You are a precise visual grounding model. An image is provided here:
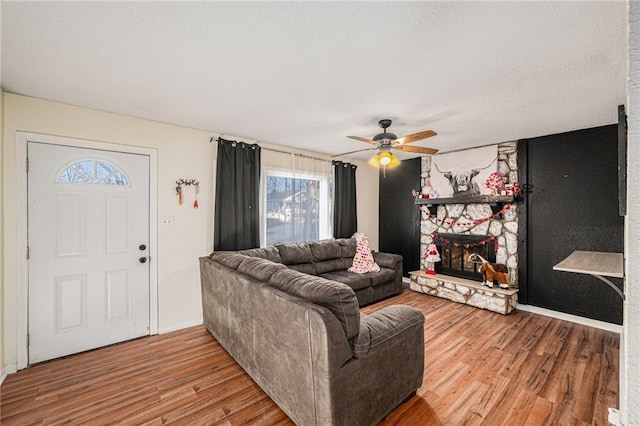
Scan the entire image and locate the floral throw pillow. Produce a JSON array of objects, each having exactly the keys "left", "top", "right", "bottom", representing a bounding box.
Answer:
[{"left": 348, "top": 232, "right": 380, "bottom": 274}]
